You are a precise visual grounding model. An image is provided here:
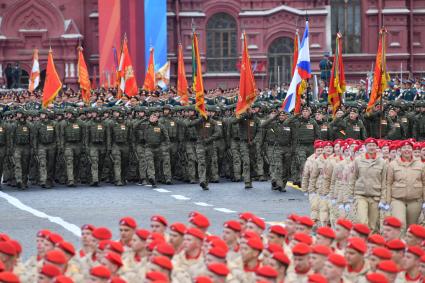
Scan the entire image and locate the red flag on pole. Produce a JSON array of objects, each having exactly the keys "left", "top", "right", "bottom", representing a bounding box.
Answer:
[
  {"left": 192, "top": 32, "right": 207, "bottom": 118},
  {"left": 118, "top": 37, "right": 138, "bottom": 97},
  {"left": 328, "top": 32, "right": 346, "bottom": 116},
  {"left": 177, "top": 43, "right": 189, "bottom": 105},
  {"left": 42, "top": 49, "right": 62, "bottom": 108},
  {"left": 28, "top": 49, "right": 40, "bottom": 93},
  {"left": 236, "top": 32, "right": 257, "bottom": 117},
  {"left": 143, "top": 47, "right": 156, "bottom": 92},
  {"left": 77, "top": 47, "right": 92, "bottom": 105}
]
